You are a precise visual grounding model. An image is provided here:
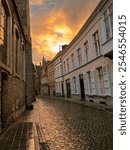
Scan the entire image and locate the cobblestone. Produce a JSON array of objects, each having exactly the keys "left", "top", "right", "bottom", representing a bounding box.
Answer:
[{"left": 20, "top": 97, "right": 113, "bottom": 150}]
